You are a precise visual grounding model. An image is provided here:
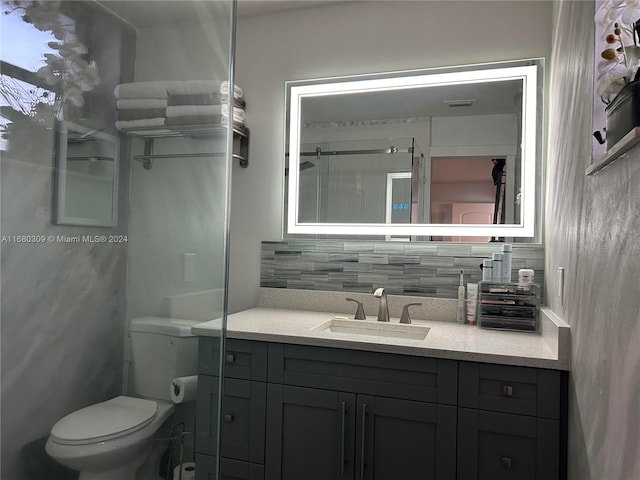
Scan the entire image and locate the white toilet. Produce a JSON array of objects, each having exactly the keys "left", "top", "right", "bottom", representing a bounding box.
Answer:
[{"left": 46, "top": 317, "right": 200, "bottom": 480}]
